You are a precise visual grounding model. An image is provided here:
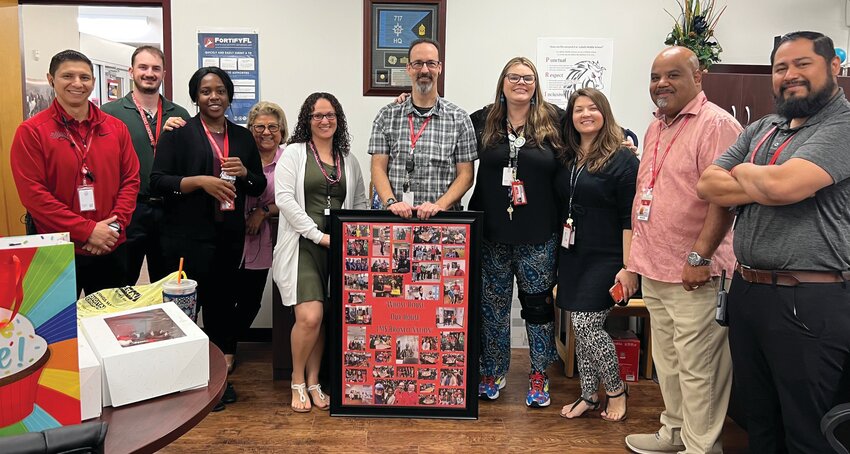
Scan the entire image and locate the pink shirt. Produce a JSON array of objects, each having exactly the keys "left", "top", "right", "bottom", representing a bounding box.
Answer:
[
  {"left": 242, "top": 145, "right": 284, "bottom": 269},
  {"left": 628, "top": 92, "right": 741, "bottom": 283}
]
